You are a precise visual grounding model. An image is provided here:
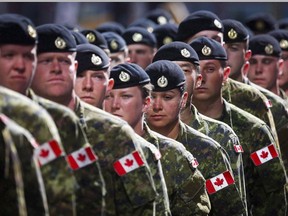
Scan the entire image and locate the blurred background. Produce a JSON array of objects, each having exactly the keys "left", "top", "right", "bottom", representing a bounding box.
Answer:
[{"left": 0, "top": 2, "right": 287, "bottom": 29}]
